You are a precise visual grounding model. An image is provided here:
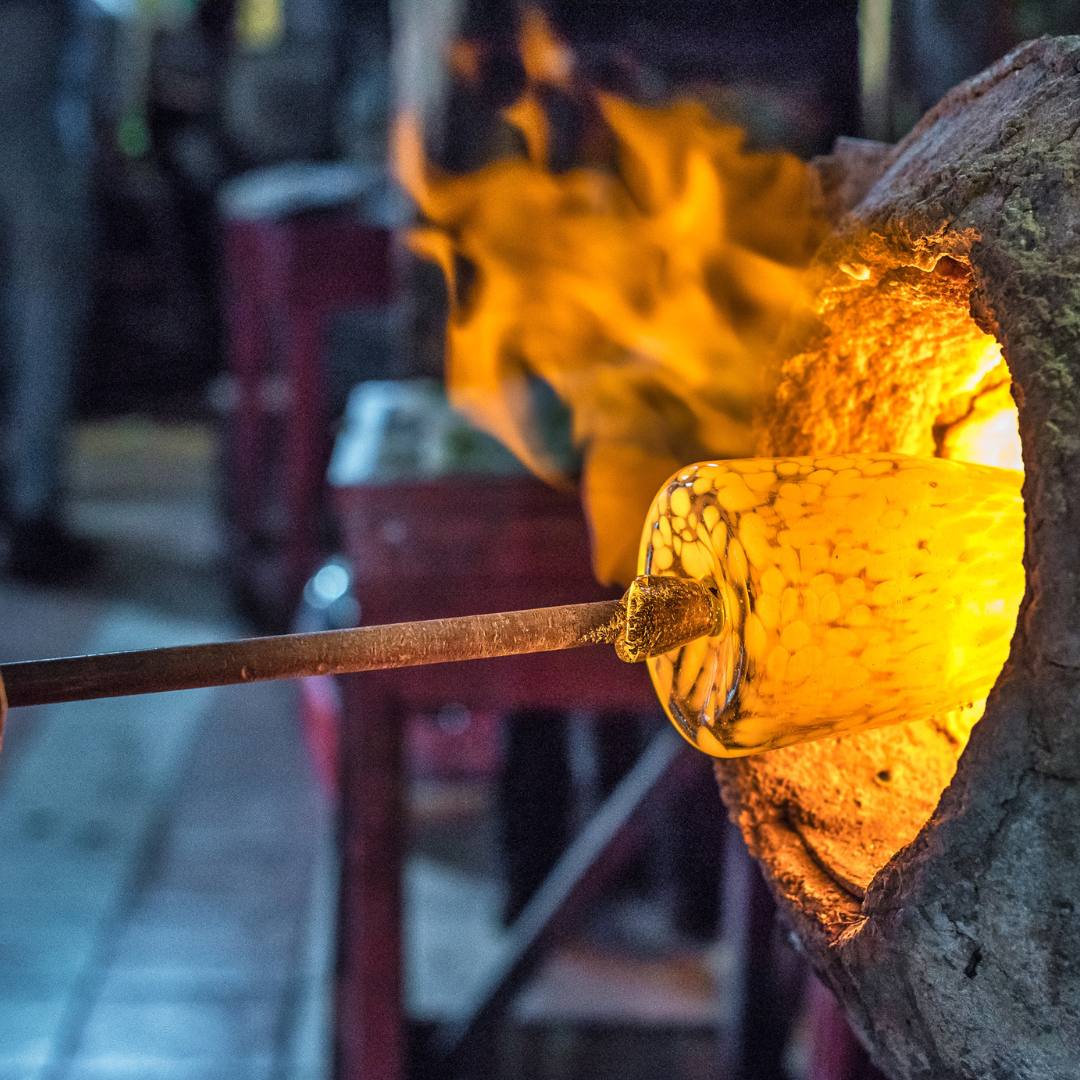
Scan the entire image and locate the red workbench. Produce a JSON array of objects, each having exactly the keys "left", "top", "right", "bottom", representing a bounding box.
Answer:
[
  {"left": 324, "top": 472, "right": 879, "bottom": 1080},
  {"left": 330, "top": 474, "right": 657, "bottom": 1079}
]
